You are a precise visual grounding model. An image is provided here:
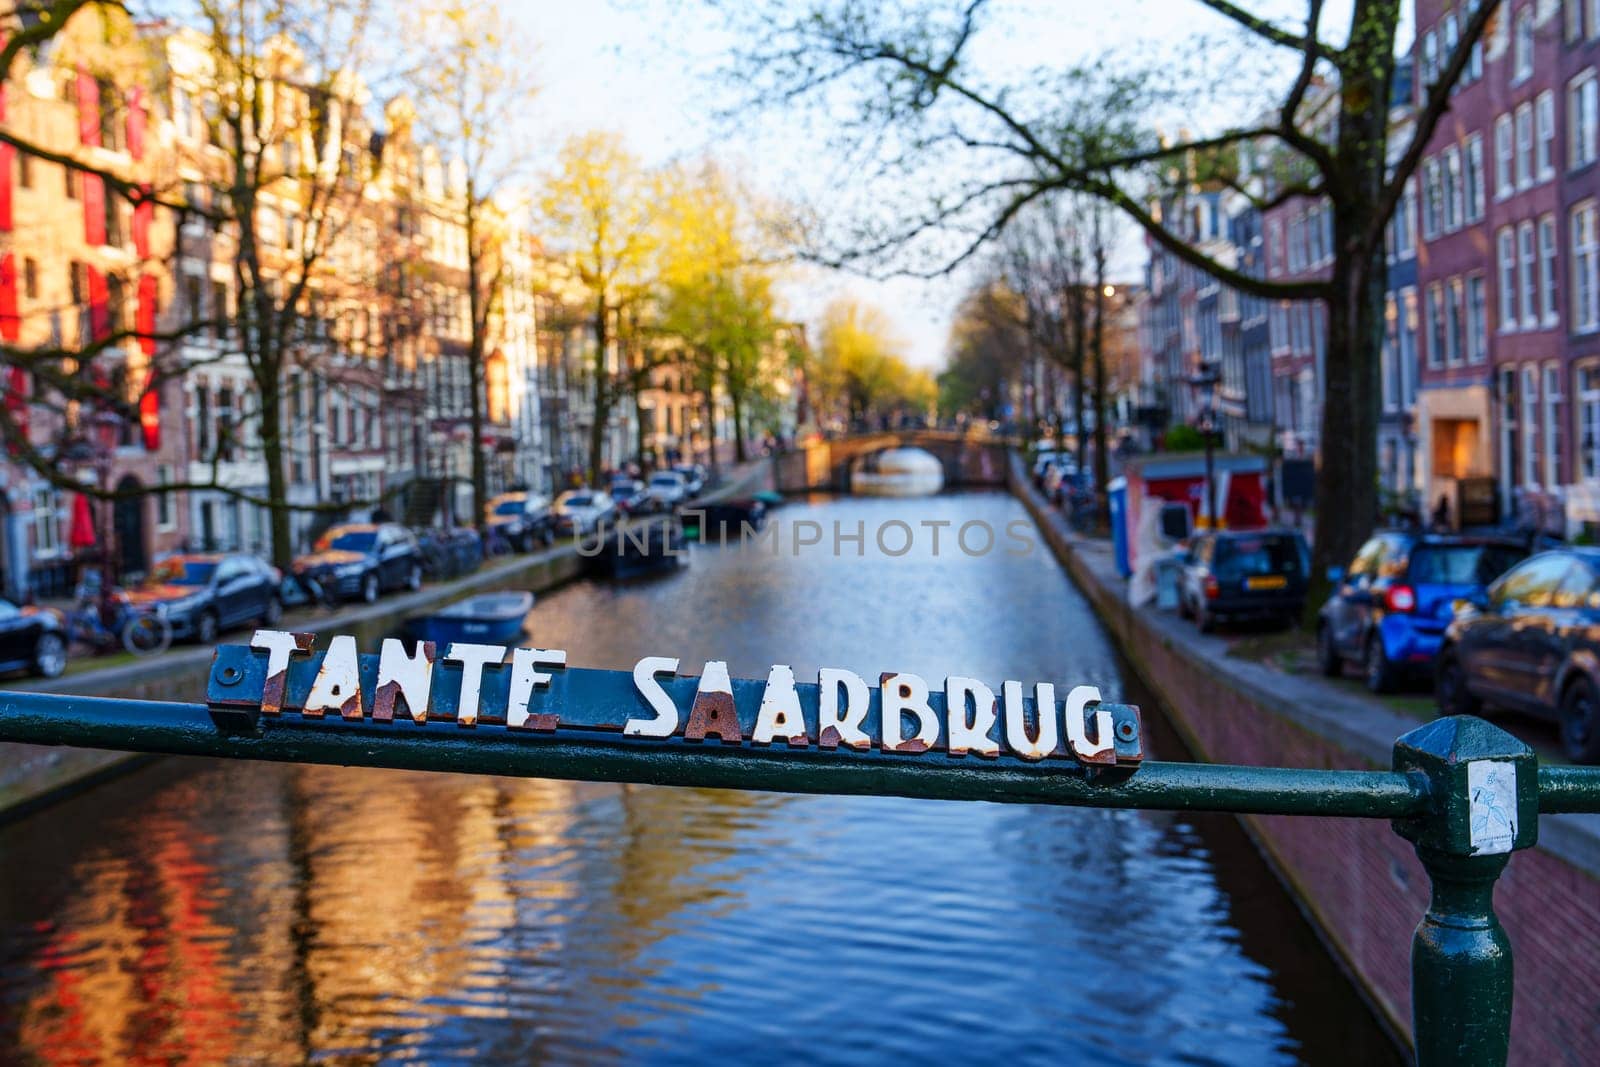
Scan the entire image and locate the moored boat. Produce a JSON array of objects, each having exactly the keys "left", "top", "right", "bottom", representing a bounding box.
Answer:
[
  {"left": 586, "top": 520, "right": 687, "bottom": 579},
  {"left": 403, "top": 591, "right": 533, "bottom": 646}
]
